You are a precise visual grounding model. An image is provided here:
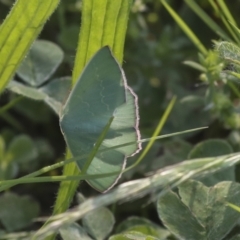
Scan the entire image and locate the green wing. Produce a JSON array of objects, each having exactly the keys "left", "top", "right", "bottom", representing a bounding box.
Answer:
[{"left": 60, "top": 46, "right": 141, "bottom": 192}]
